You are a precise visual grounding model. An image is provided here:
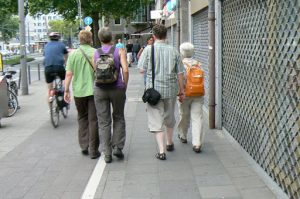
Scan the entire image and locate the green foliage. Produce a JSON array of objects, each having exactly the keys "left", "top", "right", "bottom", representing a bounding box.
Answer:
[
  {"left": 48, "top": 20, "right": 79, "bottom": 39},
  {"left": 0, "top": 0, "right": 18, "bottom": 16},
  {"left": 3, "top": 56, "right": 35, "bottom": 66},
  {"left": 27, "top": 0, "right": 152, "bottom": 22},
  {"left": 0, "top": 15, "right": 19, "bottom": 43}
]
